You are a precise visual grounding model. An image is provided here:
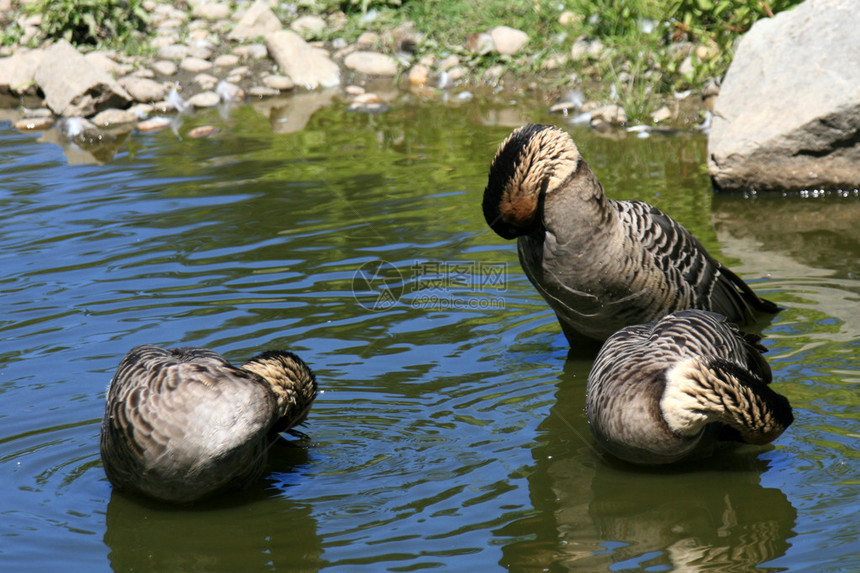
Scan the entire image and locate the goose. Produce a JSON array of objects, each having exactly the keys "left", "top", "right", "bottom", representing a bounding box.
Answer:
[
  {"left": 586, "top": 309, "right": 793, "bottom": 464},
  {"left": 481, "top": 123, "right": 778, "bottom": 345},
  {"left": 100, "top": 345, "right": 317, "bottom": 503}
]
